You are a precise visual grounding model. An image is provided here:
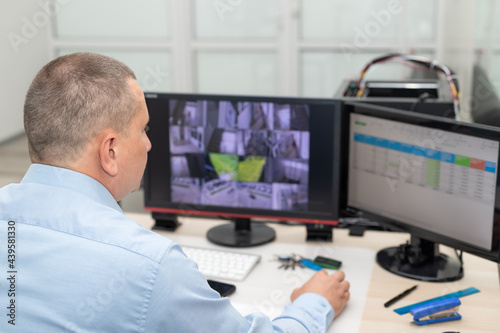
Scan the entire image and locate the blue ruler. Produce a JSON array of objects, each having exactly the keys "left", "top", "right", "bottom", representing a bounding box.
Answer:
[{"left": 394, "top": 287, "right": 480, "bottom": 315}]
